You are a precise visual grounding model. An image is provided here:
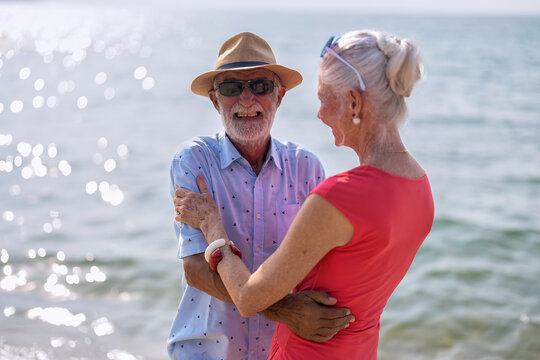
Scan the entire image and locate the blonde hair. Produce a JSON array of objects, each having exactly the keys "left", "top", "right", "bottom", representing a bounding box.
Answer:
[{"left": 320, "top": 30, "right": 424, "bottom": 125}]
